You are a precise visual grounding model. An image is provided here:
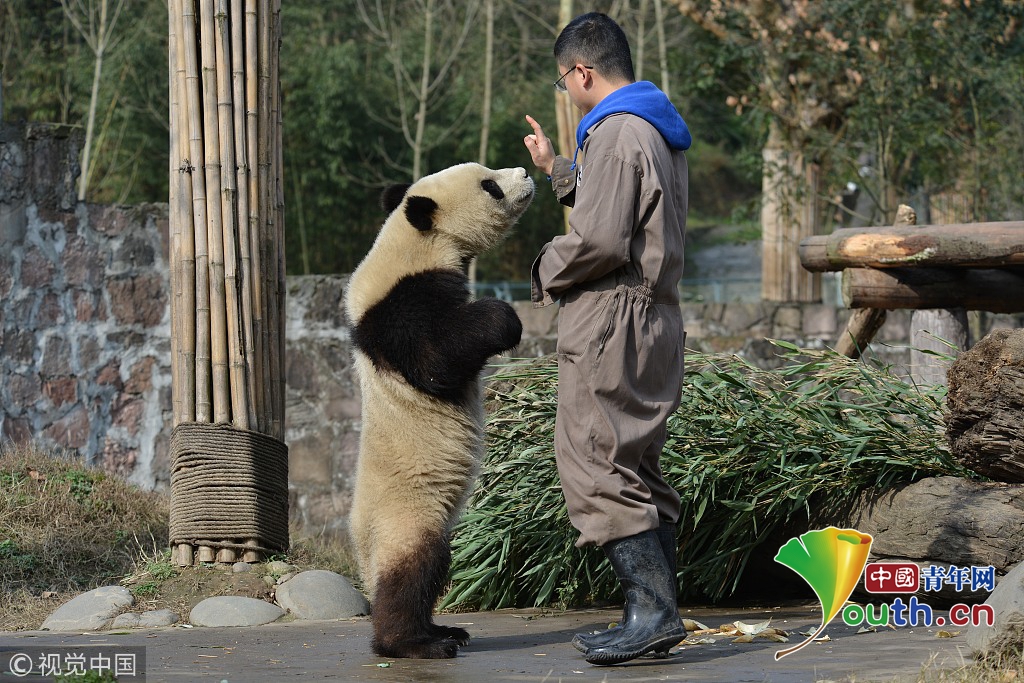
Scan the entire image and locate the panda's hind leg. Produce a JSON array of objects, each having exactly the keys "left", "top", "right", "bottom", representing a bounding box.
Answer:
[
  {"left": 370, "top": 531, "right": 462, "bottom": 659},
  {"left": 429, "top": 623, "right": 471, "bottom": 646}
]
